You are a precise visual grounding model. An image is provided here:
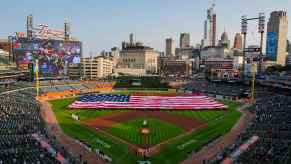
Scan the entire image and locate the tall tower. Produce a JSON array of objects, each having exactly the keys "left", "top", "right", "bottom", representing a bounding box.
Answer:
[
  {"left": 212, "top": 12, "right": 217, "bottom": 46},
  {"left": 165, "top": 38, "right": 175, "bottom": 56},
  {"left": 266, "top": 11, "right": 288, "bottom": 66},
  {"left": 129, "top": 33, "right": 134, "bottom": 45},
  {"left": 180, "top": 33, "right": 190, "bottom": 48},
  {"left": 218, "top": 31, "right": 230, "bottom": 49},
  {"left": 26, "top": 14, "right": 33, "bottom": 40},
  {"left": 202, "top": 2, "right": 216, "bottom": 47},
  {"left": 64, "top": 17, "right": 71, "bottom": 41},
  {"left": 233, "top": 33, "right": 243, "bottom": 49}
]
